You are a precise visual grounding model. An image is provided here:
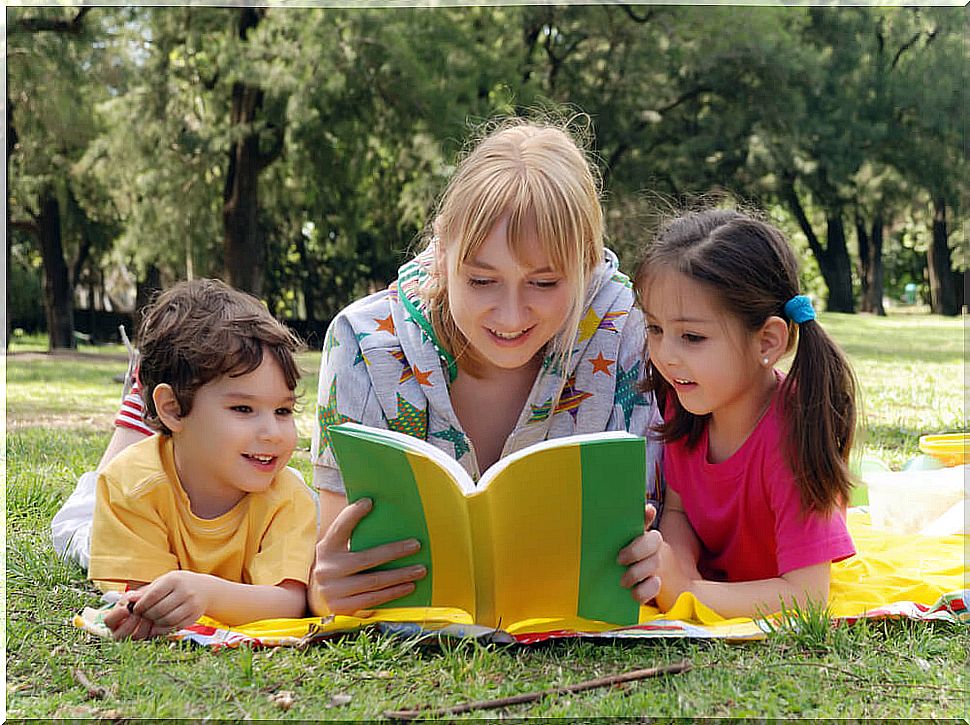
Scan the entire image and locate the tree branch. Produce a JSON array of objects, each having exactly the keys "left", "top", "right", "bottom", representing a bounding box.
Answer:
[
  {"left": 14, "top": 7, "right": 90, "bottom": 34},
  {"left": 9, "top": 218, "right": 40, "bottom": 236},
  {"left": 890, "top": 31, "right": 922, "bottom": 71},
  {"left": 619, "top": 4, "right": 654, "bottom": 24},
  {"left": 385, "top": 661, "right": 691, "bottom": 720}
]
